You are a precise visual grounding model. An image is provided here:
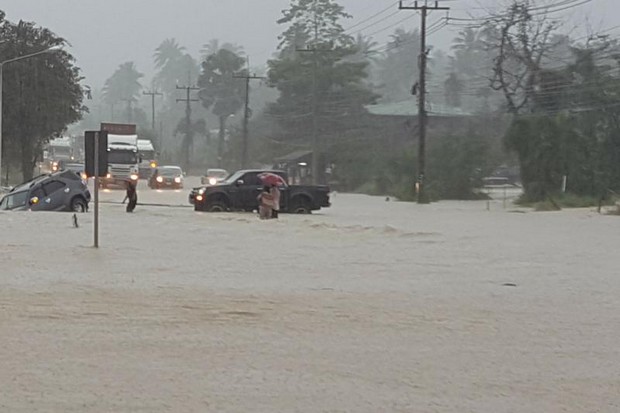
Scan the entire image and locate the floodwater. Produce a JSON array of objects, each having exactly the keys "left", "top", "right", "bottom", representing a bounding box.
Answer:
[{"left": 1, "top": 179, "right": 618, "bottom": 412}]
